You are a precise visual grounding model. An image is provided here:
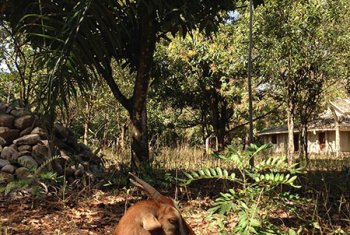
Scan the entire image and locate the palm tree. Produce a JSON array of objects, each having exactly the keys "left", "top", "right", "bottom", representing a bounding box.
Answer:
[{"left": 1, "top": 0, "right": 240, "bottom": 171}]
